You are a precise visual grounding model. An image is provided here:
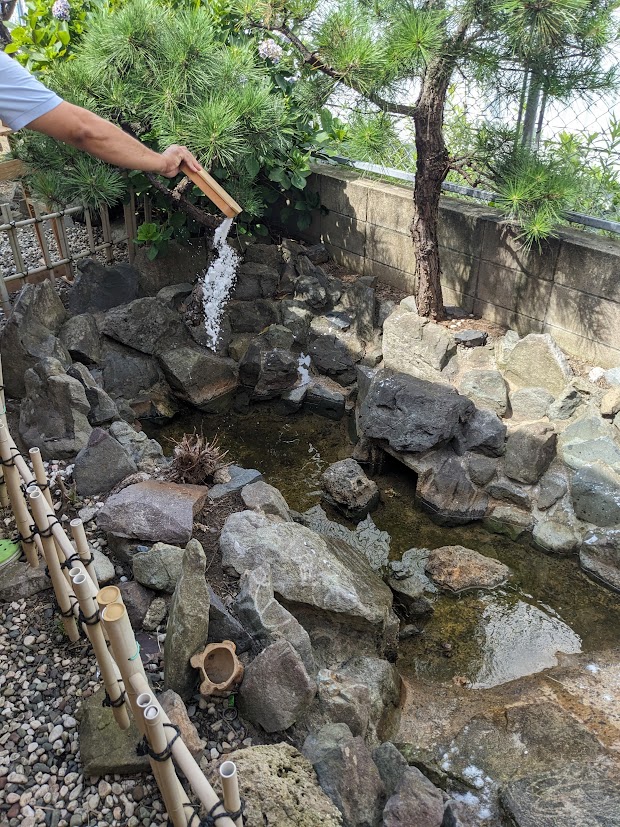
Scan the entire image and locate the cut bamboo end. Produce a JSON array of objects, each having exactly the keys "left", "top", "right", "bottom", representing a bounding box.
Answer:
[
  {"left": 220, "top": 761, "right": 243, "bottom": 827},
  {"left": 97, "top": 585, "right": 122, "bottom": 608},
  {"left": 179, "top": 163, "right": 242, "bottom": 218}
]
